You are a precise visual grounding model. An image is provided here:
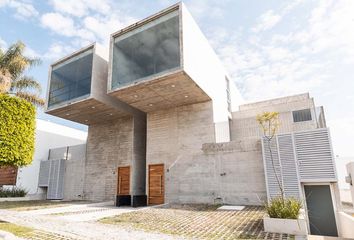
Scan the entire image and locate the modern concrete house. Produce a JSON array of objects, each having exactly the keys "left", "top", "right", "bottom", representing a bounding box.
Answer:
[{"left": 42, "top": 3, "right": 344, "bottom": 237}]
